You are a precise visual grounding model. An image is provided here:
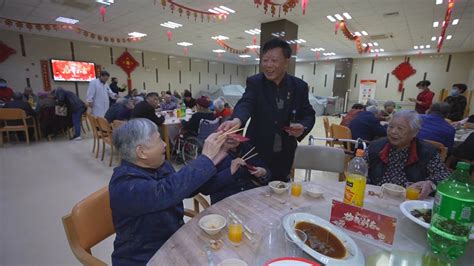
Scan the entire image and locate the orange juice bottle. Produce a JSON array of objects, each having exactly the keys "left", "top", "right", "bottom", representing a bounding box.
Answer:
[{"left": 343, "top": 149, "right": 368, "bottom": 207}]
